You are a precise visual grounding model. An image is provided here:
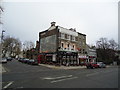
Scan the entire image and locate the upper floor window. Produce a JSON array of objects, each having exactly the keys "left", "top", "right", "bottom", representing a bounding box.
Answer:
[
  {"left": 61, "top": 33, "right": 65, "bottom": 39},
  {"left": 73, "top": 45, "right": 75, "bottom": 50},
  {"left": 67, "top": 44, "right": 70, "bottom": 50},
  {"left": 70, "top": 36, "right": 75, "bottom": 41},
  {"left": 67, "top": 44, "right": 69, "bottom": 48},
  {"left": 66, "top": 35, "right": 70, "bottom": 40},
  {"left": 82, "top": 49, "right": 86, "bottom": 54},
  {"left": 75, "top": 37, "right": 78, "bottom": 41},
  {"left": 61, "top": 43, "right": 64, "bottom": 48},
  {"left": 72, "top": 36, "right": 75, "bottom": 41},
  {"left": 79, "top": 49, "right": 81, "bottom": 53},
  {"left": 83, "top": 42, "right": 85, "bottom": 46},
  {"left": 65, "top": 34, "right": 67, "bottom": 39},
  {"left": 59, "top": 32, "right": 61, "bottom": 37},
  {"left": 70, "top": 35, "right": 72, "bottom": 40},
  {"left": 79, "top": 42, "right": 82, "bottom": 46}
]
